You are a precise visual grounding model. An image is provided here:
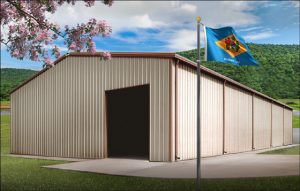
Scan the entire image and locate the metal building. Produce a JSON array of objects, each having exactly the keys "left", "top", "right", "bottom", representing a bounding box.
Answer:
[{"left": 10, "top": 52, "right": 293, "bottom": 162}]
